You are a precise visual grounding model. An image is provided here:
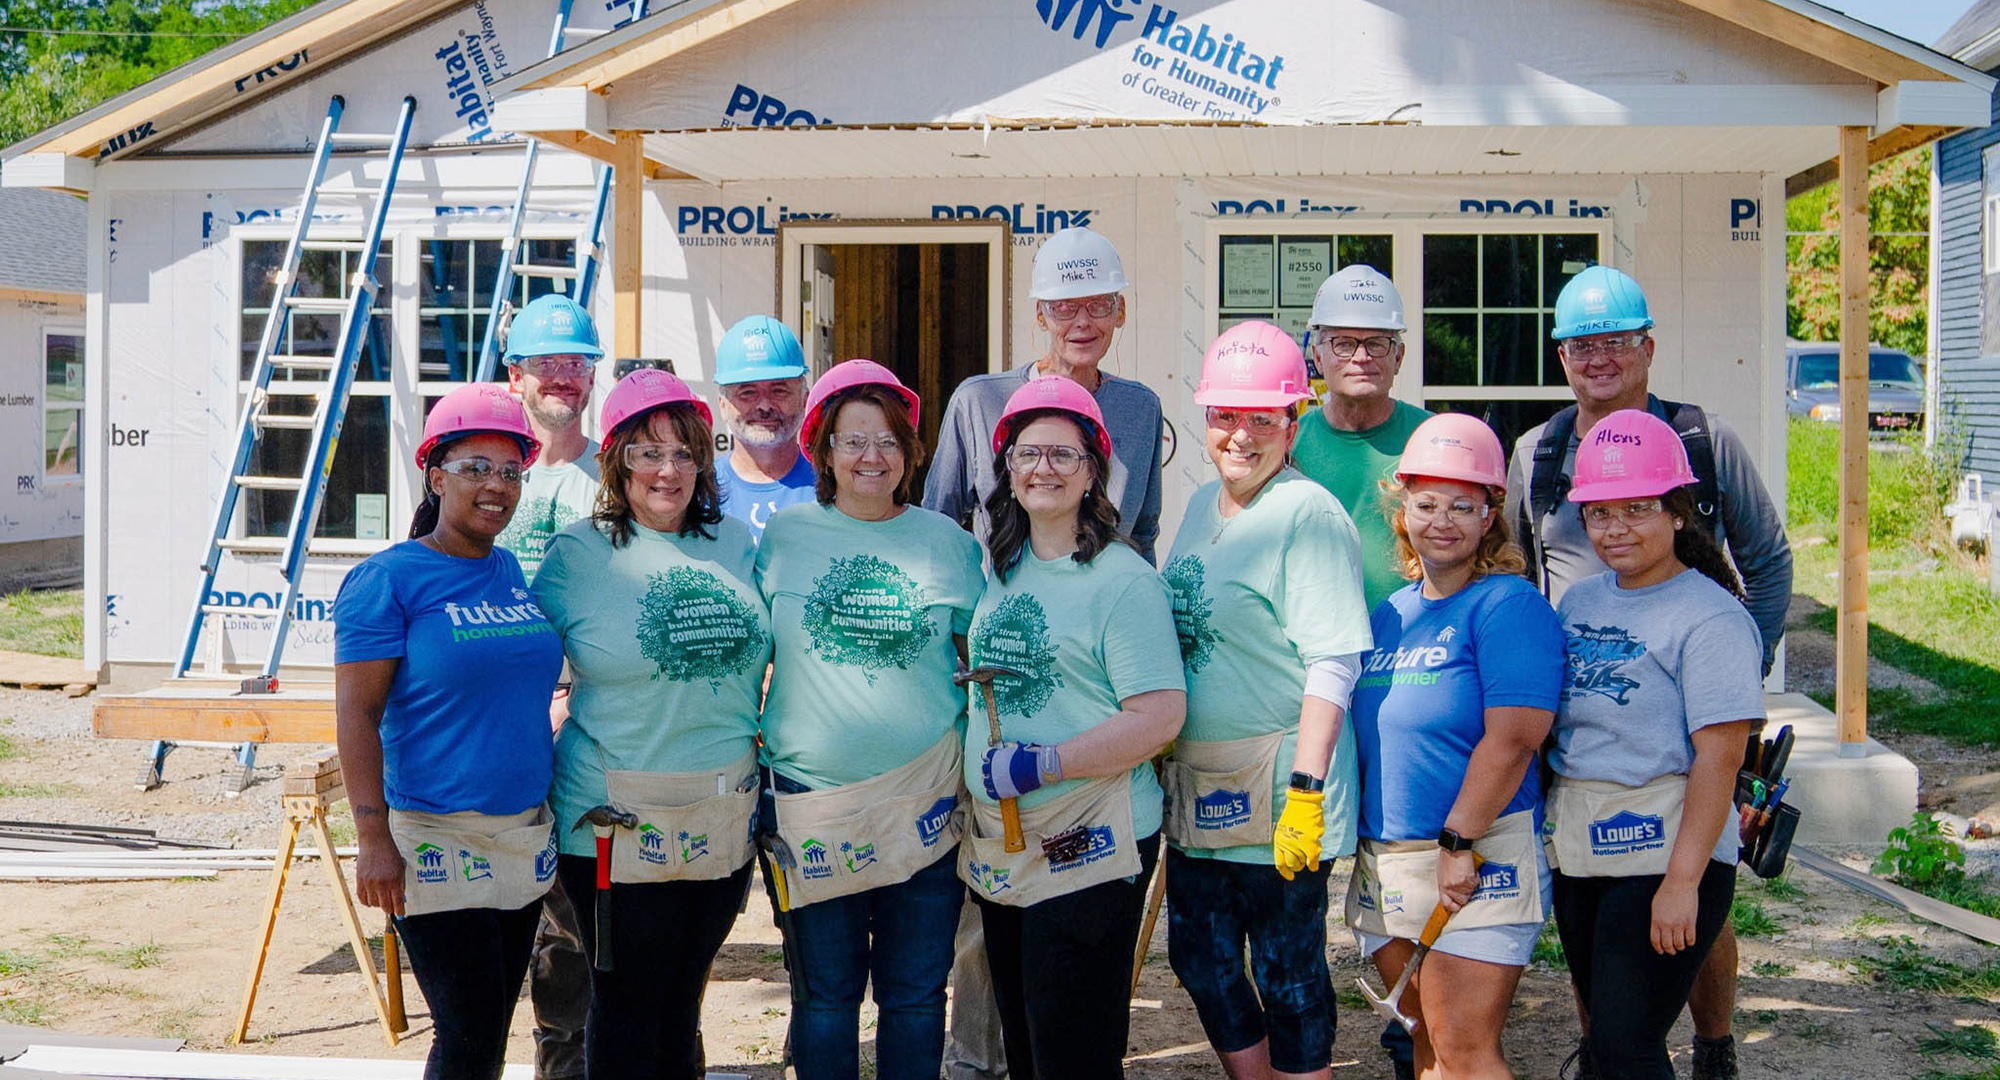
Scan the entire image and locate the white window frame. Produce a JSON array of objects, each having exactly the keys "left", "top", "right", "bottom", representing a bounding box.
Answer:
[
  {"left": 1985, "top": 144, "right": 2000, "bottom": 275},
  {"left": 41, "top": 325, "right": 86, "bottom": 486}
]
